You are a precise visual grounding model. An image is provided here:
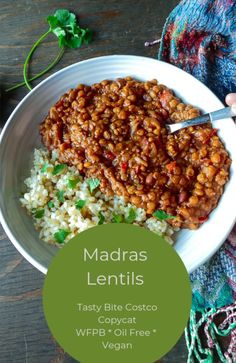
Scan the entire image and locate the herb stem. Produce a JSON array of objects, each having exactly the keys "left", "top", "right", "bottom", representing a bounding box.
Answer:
[
  {"left": 6, "top": 46, "right": 65, "bottom": 92},
  {"left": 23, "top": 29, "right": 52, "bottom": 91}
]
